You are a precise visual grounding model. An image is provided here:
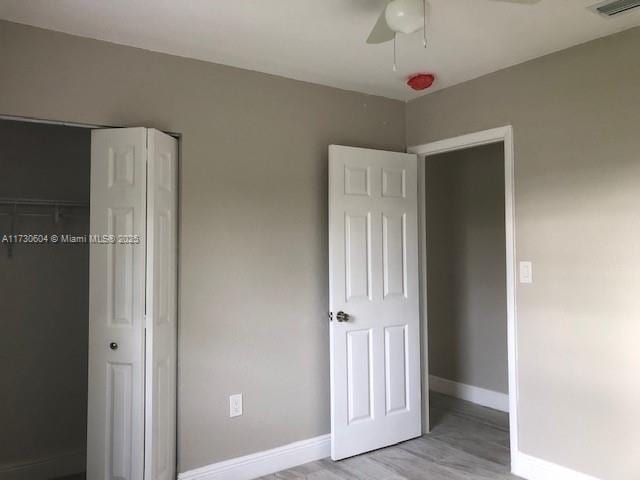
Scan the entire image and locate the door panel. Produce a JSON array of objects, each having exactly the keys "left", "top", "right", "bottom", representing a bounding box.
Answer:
[
  {"left": 110, "top": 208, "right": 135, "bottom": 325},
  {"left": 382, "top": 213, "right": 406, "bottom": 298},
  {"left": 108, "top": 363, "right": 133, "bottom": 480},
  {"left": 346, "top": 329, "right": 374, "bottom": 423},
  {"left": 145, "top": 129, "right": 178, "bottom": 480},
  {"left": 329, "top": 145, "right": 421, "bottom": 460},
  {"left": 345, "top": 213, "right": 371, "bottom": 300},
  {"left": 384, "top": 325, "right": 409, "bottom": 414},
  {"left": 89, "top": 128, "right": 147, "bottom": 480}
]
